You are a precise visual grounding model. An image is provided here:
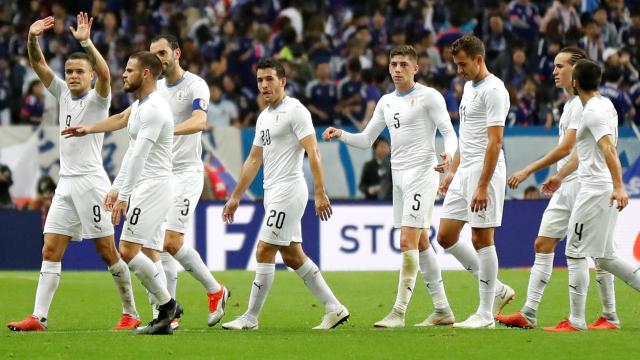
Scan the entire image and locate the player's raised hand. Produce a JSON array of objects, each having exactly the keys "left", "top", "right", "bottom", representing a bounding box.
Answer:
[
  {"left": 103, "top": 190, "right": 118, "bottom": 211},
  {"left": 69, "top": 12, "right": 93, "bottom": 41},
  {"left": 439, "top": 172, "right": 454, "bottom": 196},
  {"left": 541, "top": 175, "right": 561, "bottom": 195},
  {"left": 111, "top": 199, "right": 128, "bottom": 225},
  {"left": 610, "top": 186, "right": 629, "bottom": 211},
  {"left": 508, "top": 169, "right": 529, "bottom": 189},
  {"left": 61, "top": 125, "right": 91, "bottom": 138},
  {"left": 315, "top": 192, "right": 332, "bottom": 221},
  {"left": 470, "top": 186, "right": 489, "bottom": 213},
  {"left": 29, "top": 17, "right": 55, "bottom": 37},
  {"left": 222, "top": 198, "right": 239, "bottom": 223},
  {"left": 434, "top": 152, "right": 451, "bottom": 173},
  {"left": 321, "top": 127, "right": 342, "bottom": 142}
]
